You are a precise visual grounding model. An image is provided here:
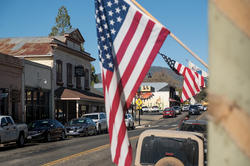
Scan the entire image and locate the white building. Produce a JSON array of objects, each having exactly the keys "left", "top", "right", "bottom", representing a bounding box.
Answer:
[{"left": 0, "top": 29, "right": 104, "bottom": 124}]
